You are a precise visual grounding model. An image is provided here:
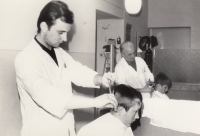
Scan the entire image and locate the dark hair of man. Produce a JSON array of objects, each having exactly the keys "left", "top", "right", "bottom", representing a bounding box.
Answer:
[
  {"left": 37, "top": 0, "right": 74, "bottom": 33},
  {"left": 155, "top": 72, "right": 172, "bottom": 89},
  {"left": 114, "top": 84, "right": 142, "bottom": 112}
]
